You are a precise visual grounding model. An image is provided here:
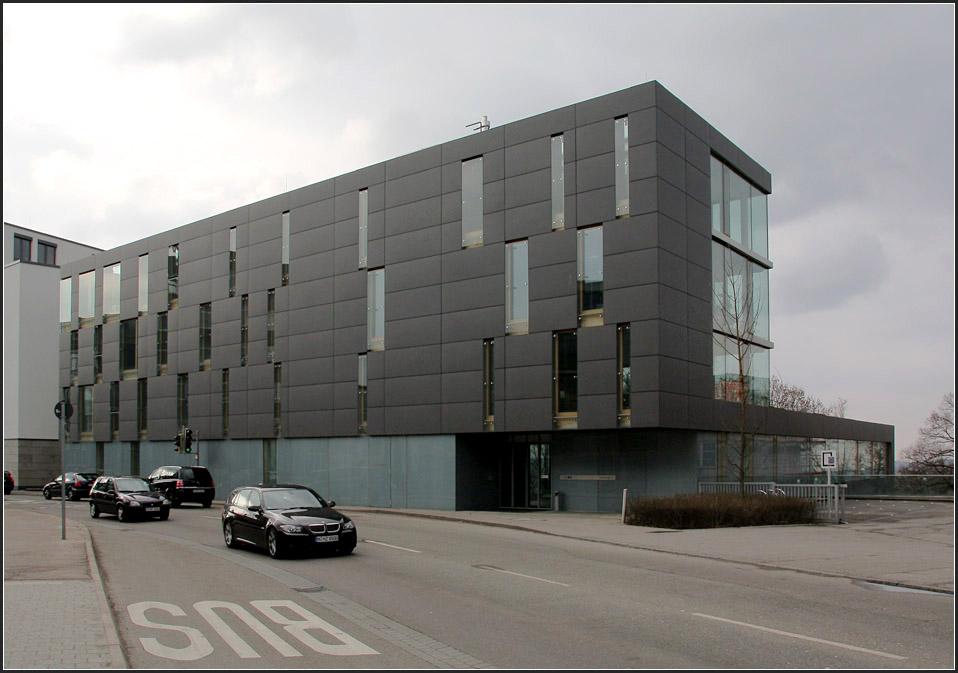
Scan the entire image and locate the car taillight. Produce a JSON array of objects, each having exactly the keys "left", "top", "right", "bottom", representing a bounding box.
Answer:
[
  {"left": 176, "top": 479, "right": 183, "bottom": 488},
  {"left": 75, "top": 479, "right": 82, "bottom": 487},
  {"left": 210, "top": 479, "right": 215, "bottom": 487}
]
